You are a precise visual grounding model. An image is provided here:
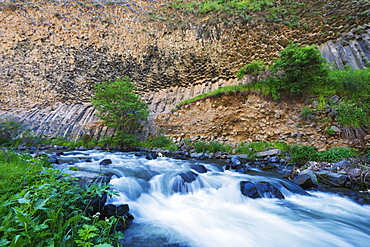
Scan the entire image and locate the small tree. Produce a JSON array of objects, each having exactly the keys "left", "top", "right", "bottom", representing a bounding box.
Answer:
[
  {"left": 269, "top": 43, "right": 329, "bottom": 99},
  {"left": 91, "top": 77, "right": 149, "bottom": 147},
  {"left": 237, "top": 59, "right": 266, "bottom": 82}
]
